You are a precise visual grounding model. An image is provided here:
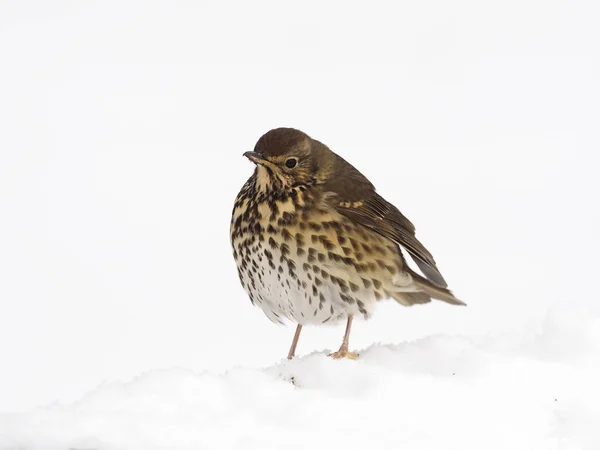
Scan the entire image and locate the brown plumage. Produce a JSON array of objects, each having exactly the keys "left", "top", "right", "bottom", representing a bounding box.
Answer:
[{"left": 231, "top": 128, "right": 464, "bottom": 359}]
